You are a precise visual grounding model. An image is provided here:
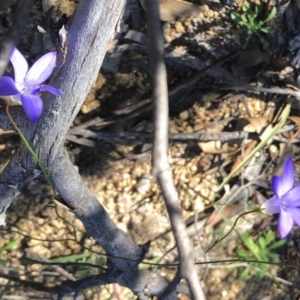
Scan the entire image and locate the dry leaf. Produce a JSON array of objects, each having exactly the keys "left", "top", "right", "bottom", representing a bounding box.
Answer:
[
  {"left": 198, "top": 141, "right": 223, "bottom": 154},
  {"left": 235, "top": 116, "right": 269, "bottom": 134},
  {"left": 139, "top": 0, "right": 204, "bottom": 22},
  {"left": 287, "top": 116, "right": 300, "bottom": 145},
  {"left": 42, "top": 0, "right": 76, "bottom": 16},
  {"left": 289, "top": 116, "right": 300, "bottom": 128}
]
